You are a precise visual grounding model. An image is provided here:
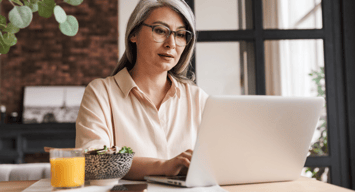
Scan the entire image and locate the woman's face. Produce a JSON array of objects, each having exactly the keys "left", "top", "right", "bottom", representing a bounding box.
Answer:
[{"left": 130, "top": 6, "right": 187, "bottom": 74}]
